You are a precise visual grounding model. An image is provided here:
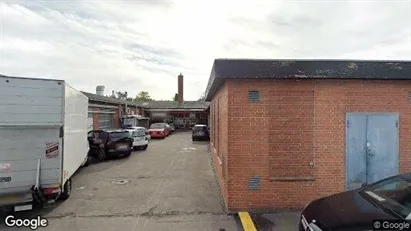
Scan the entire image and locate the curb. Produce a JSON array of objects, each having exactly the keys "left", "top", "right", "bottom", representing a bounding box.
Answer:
[{"left": 238, "top": 212, "right": 257, "bottom": 231}]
